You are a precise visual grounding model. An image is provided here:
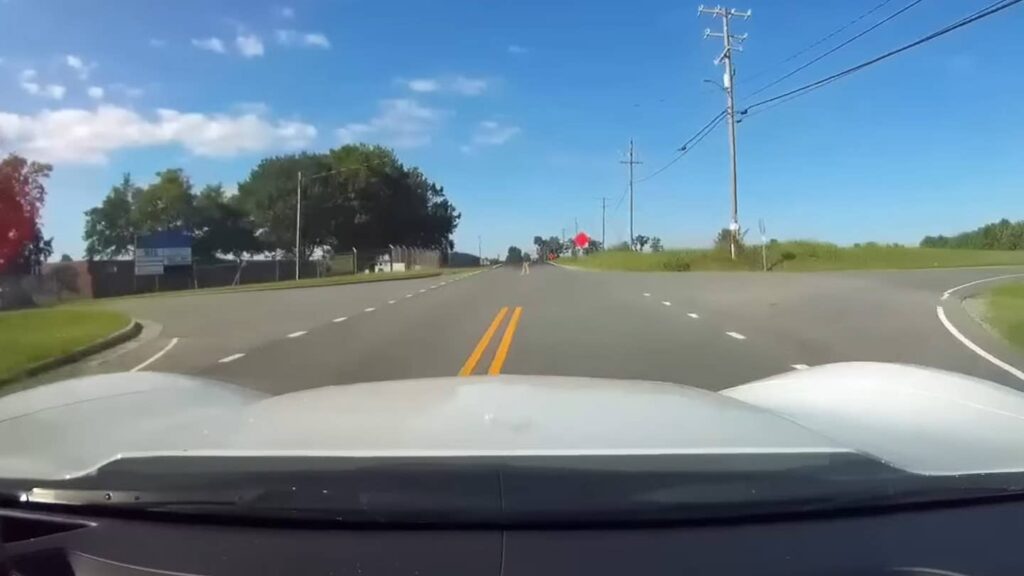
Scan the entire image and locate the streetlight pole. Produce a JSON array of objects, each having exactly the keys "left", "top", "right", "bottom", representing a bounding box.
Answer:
[{"left": 295, "top": 171, "right": 302, "bottom": 280}]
